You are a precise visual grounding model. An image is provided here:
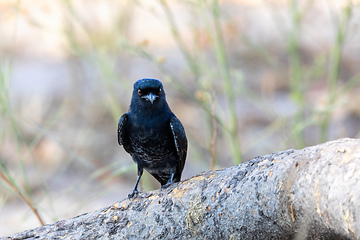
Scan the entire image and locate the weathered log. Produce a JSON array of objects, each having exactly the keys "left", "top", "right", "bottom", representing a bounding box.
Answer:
[{"left": 2, "top": 138, "right": 360, "bottom": 240}]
